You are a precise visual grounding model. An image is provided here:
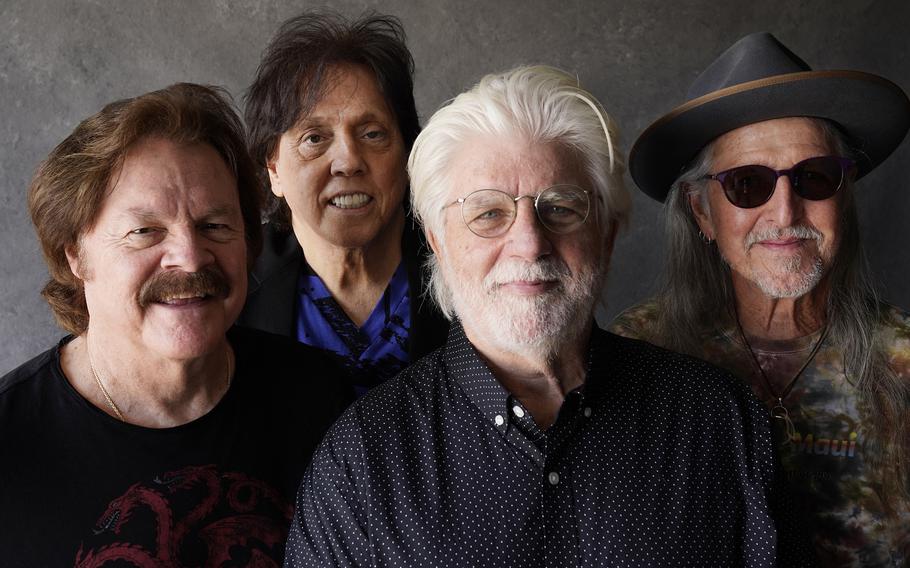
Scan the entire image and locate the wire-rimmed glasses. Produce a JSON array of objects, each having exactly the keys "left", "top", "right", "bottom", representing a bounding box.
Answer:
[{"left": 453, "top": 185, "right": 591, "bottom": 238}]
